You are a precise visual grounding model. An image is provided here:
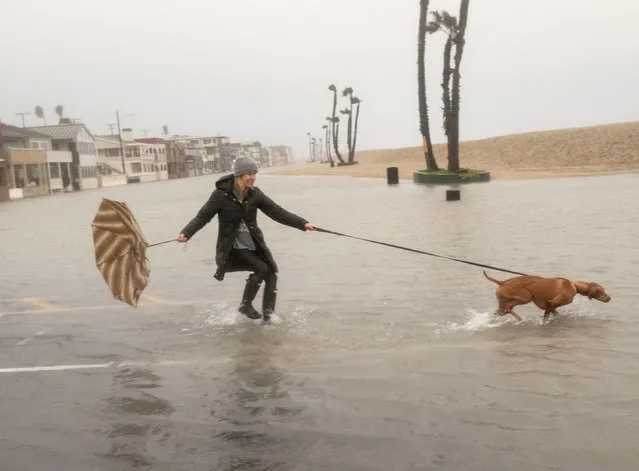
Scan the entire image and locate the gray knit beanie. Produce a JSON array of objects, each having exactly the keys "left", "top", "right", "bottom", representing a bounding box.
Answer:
[{"left": 233, "top": 157, "right": 259, "bottom": 177}]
